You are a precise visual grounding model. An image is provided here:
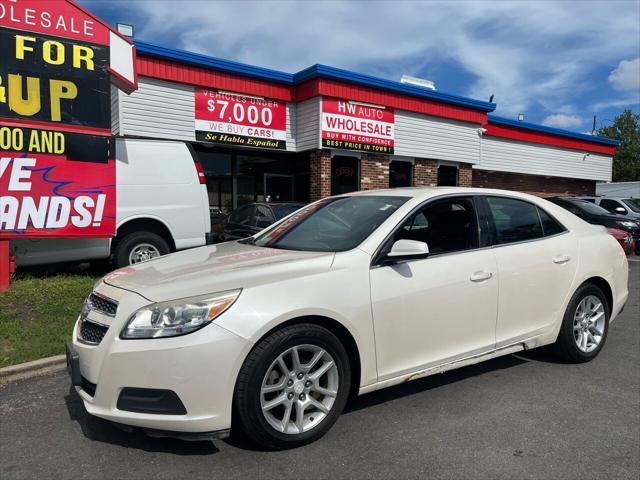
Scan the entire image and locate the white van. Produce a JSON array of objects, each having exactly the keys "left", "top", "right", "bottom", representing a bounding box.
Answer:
[{"left": 12, "top": 138, "right": 211, "bottom": 268}]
